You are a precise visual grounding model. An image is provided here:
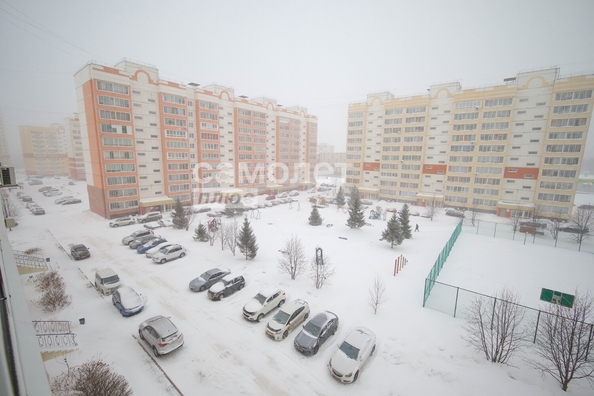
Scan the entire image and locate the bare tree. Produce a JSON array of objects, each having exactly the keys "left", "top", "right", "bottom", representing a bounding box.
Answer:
[
  {"left": 33, "top": 271, "right": 71, "bottom": 313},
  {"left": 51, "top": 357, "right": 132, "bottom": 396},
  {"left": 226, "top": 219, "right": 240, "bottom": 256},
  {"left": 184, "top": 207, "right": 196, "bottom": 231},
  {"left": 368, "top": 275, "right": 387, "bottom": 314},
  {"left": 277, "top": 235, "right": 307, "bottom": 280},
  {"left": 207, "top": 220, "right": 219, "bottom": 246},
  {"left": 462, "top": 287, "right": 528, "bottom": 364},
  {"left": 426, "top": 197, "right": 438, "bottom": 221},
  {"left": 308, "top": 248, "right": 335, "bottom": 289},
  {"left": 547, "top": 212, "right": 565, "bottom": 246},
  {"left": 569, "top": 204, "right": 594, "bottom": 250},
  {"left": 528, "top": 292, "right": 594, "bottom": 392},
  {"left": 1, "top": 191, "right": 20, "bottom": 221},
  {"left": 509, "top": 211, "right": 522, "bottom": 240},
  {"left": 217, "top": 221, "right": 228, "bottom": 251}
]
